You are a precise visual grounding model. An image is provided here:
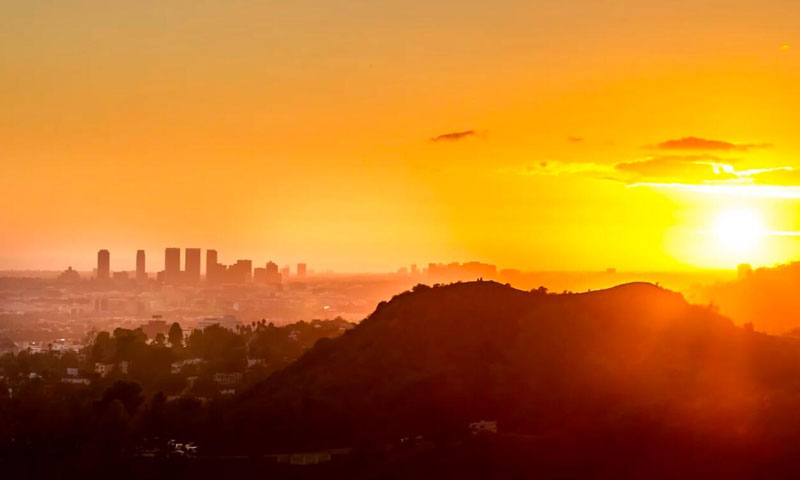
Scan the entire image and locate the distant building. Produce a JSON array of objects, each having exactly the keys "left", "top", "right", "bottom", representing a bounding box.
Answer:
[
  {"left": 228, "top": 260, "right": 252, "bottom": 283},
  {"left": 738, "top": 263, "right": 753, "bottom": 279},
  {"left": 280, "top": 265, "right": 290, "bottom": 280},
  {"left": 57, "top": 266, "right": 80, "bottom": 283},
  {"left": 297, "top": 263, "right": 307, "bottom": 278},
  {"left": 97, "top": 250, "right": 110, "bottom": 280},
  {"left": 164, "top": 248, "right": 181, "bottom": 284},
  {"left": 185, "top": 248, "right": 201, "bottom": 284},
  {"left": 206, "top": 249, "right": 219, "bottom": 283},
  {"left": 213, "top": 372, "right": 243, "bottom": 386},
  {"left": 113, "top": 271, "right": 129, "bottom": 281},
  {"left": 141, "top": 316, "right": 168, "bottom": 340},
  {"left": 136, "top": 250, "right": 146, "bottom": 282},
  {"left": 66, "top": 367, "right": 79, "bottom": 377},
  {"left": 197, "top": 315, "right": 239, "bottom": 330},
  {"left": 255, "top": 261, "right": 282, "bottom": 285}
]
